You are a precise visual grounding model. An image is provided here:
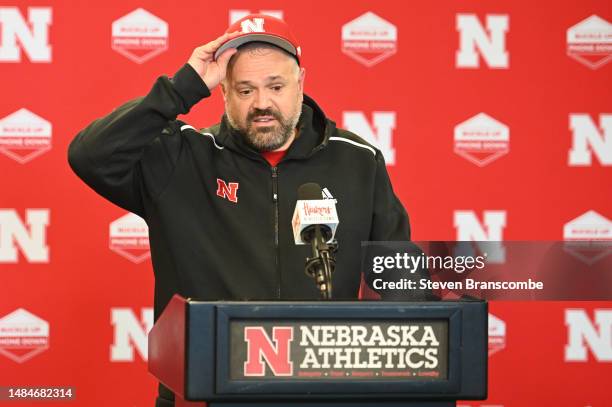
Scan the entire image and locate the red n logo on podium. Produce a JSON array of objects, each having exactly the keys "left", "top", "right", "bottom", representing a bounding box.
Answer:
[{"left": 244, "top": 326, "right": 293, "bottom": 376}]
